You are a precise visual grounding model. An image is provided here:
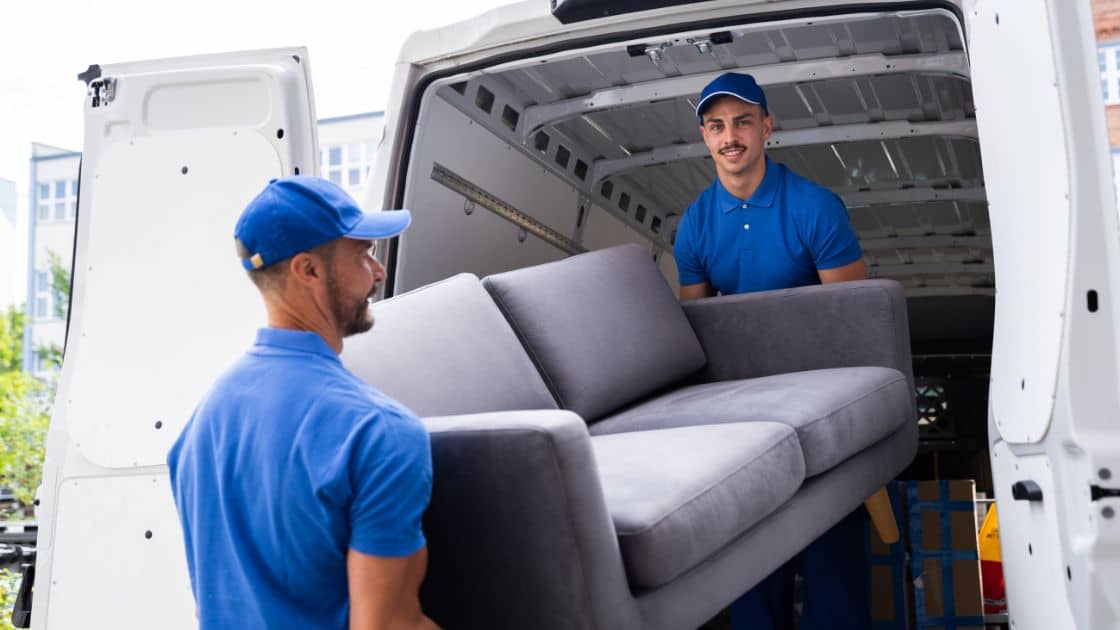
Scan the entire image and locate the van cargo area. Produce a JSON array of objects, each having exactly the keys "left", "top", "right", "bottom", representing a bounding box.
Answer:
[{"left": 395, "top": 7, "right": 993, "bottom": 486}]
